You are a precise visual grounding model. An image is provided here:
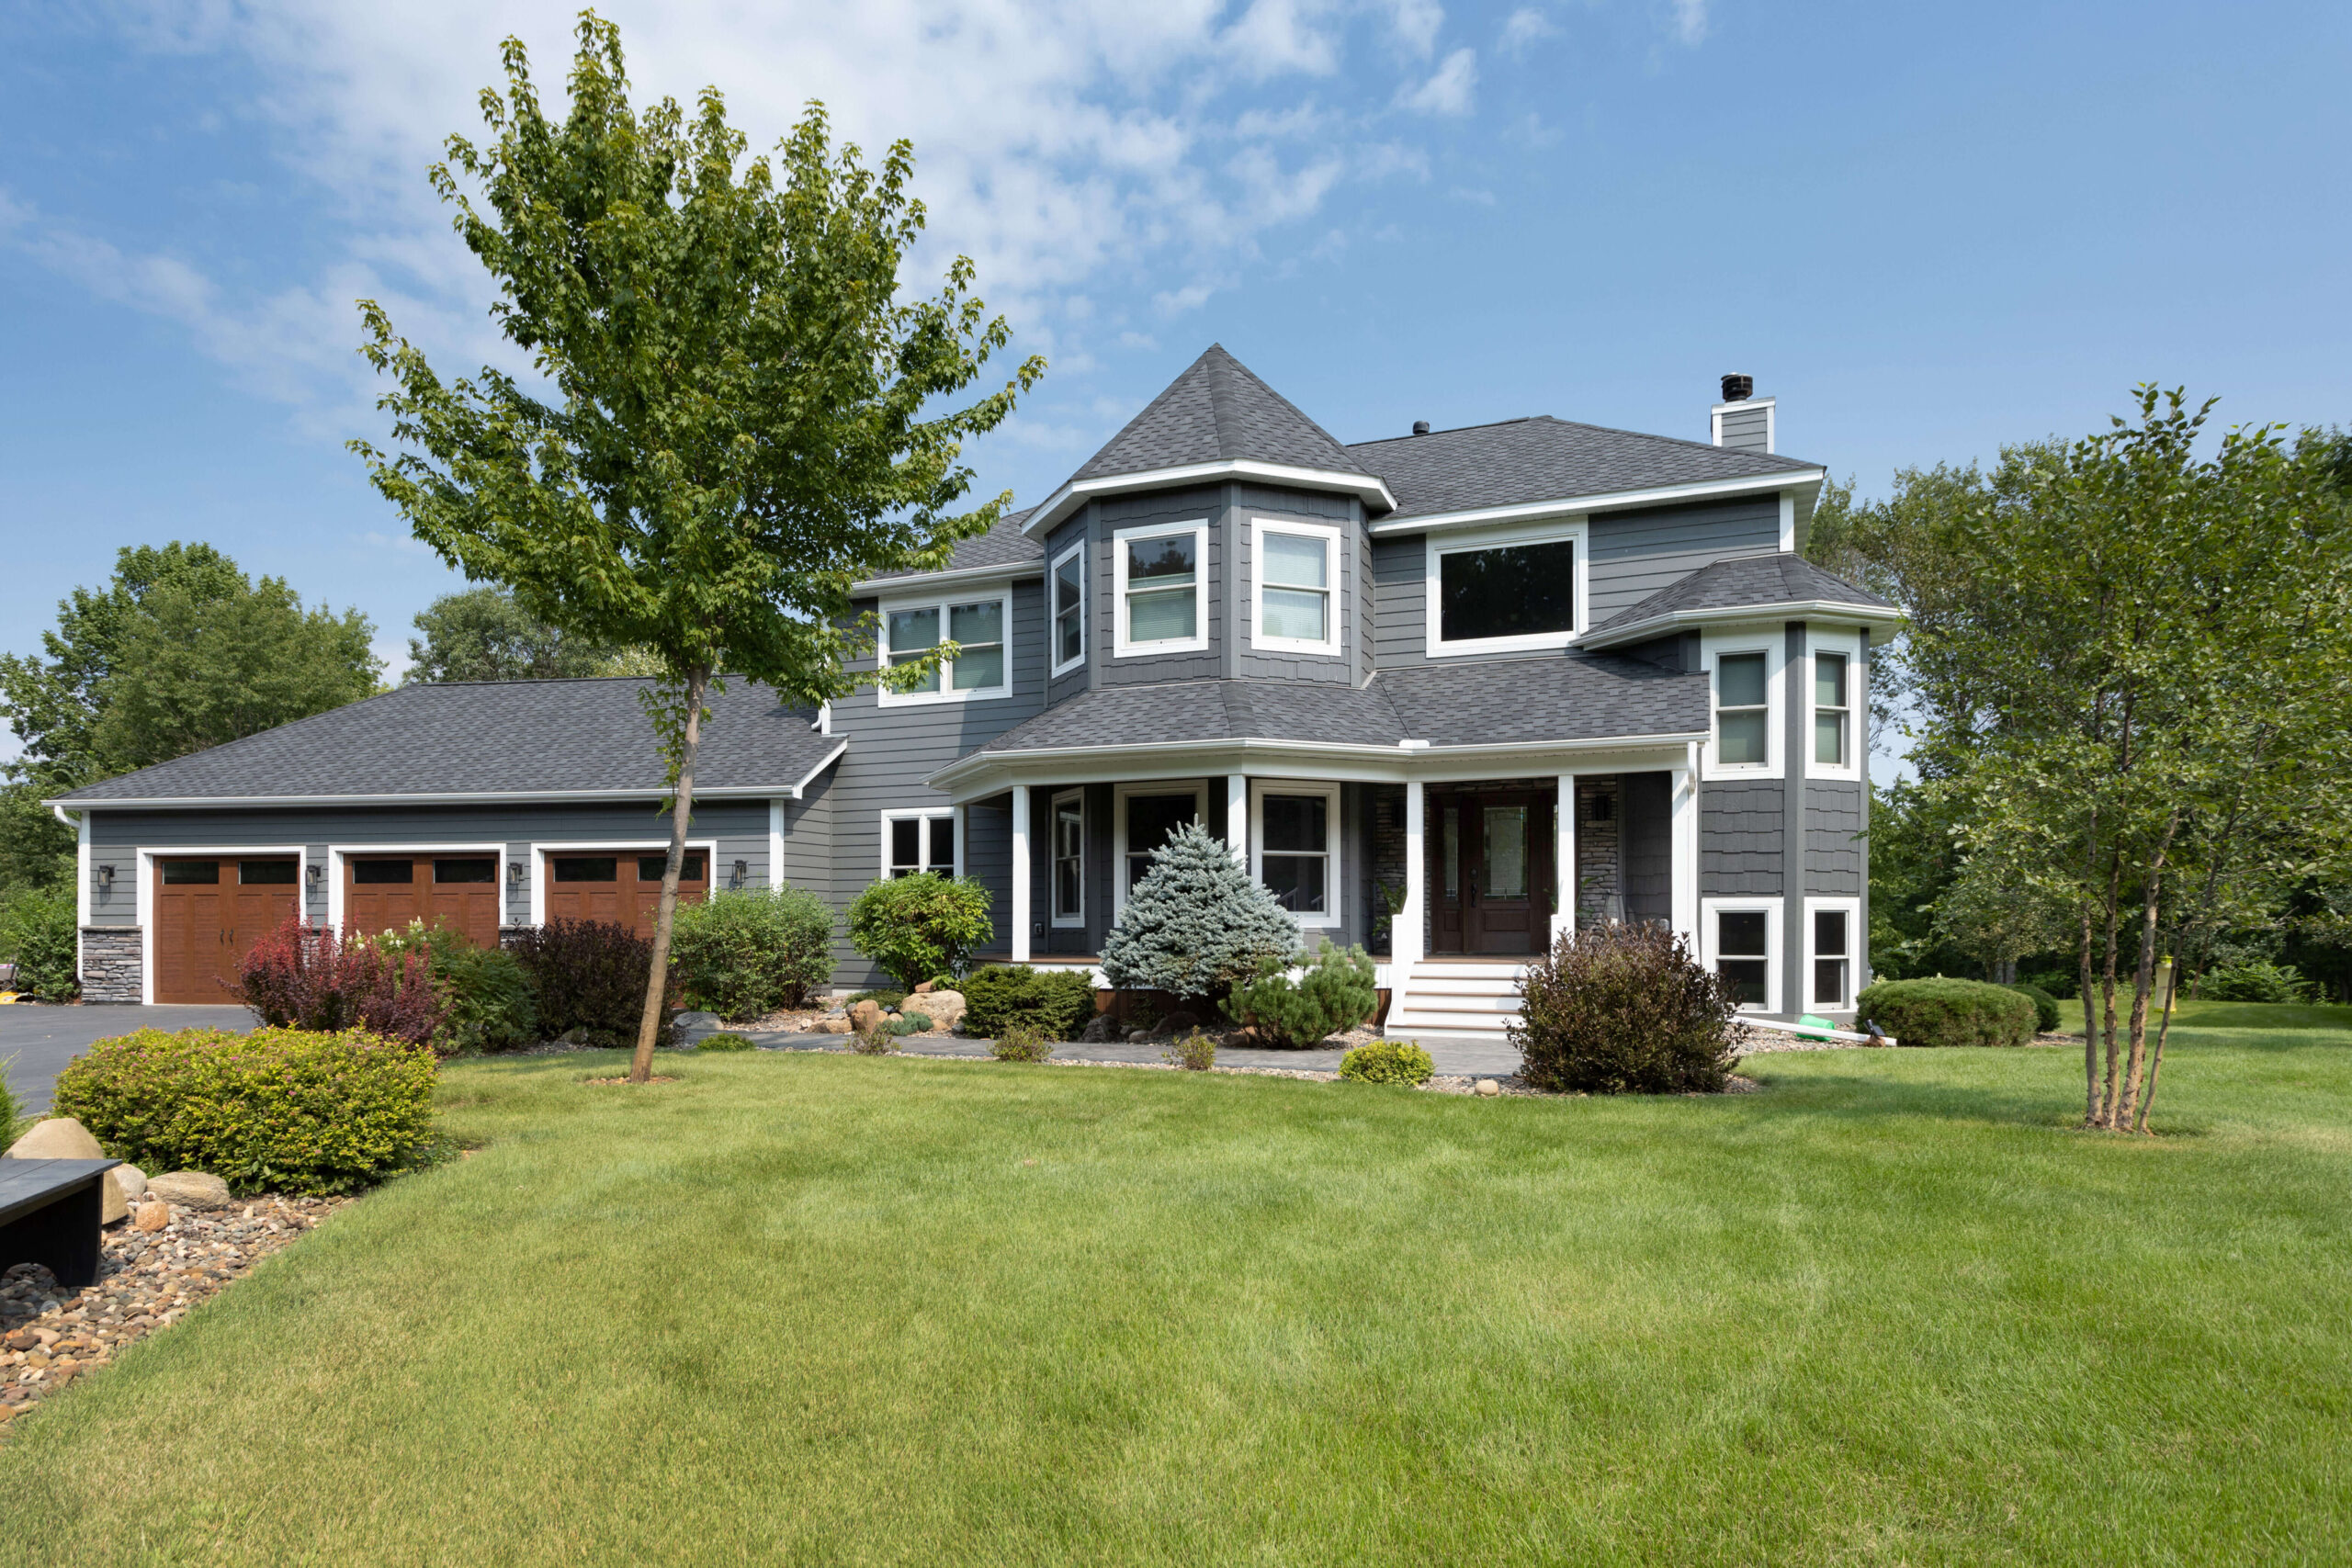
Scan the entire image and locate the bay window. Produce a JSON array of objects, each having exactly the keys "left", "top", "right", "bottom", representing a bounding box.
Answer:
[
  {"left": 1703, "top": 898, "right": 1779, "bottom": 1012},
  {"left": 1426, "top": 521, "right": 1587, "bottom": 655},
  {"left": 1713, "top": 651, "right": 1770, "bottom": 768},
  {"left": 1815, "top": 650, "right": 1849, "bottom": 769},
  {"left": 1251, "top": 520, "right": 1340, "bottom": 656},
  {"left": 1114, "top": 522, "right": 1207, "bottom": 655}
]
